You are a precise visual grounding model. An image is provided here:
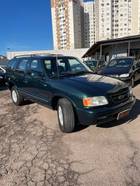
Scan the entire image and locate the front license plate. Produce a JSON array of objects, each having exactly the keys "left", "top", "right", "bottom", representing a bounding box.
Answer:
[{"left": 117, "top": 109, "right": 130, "bottom": 120}]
